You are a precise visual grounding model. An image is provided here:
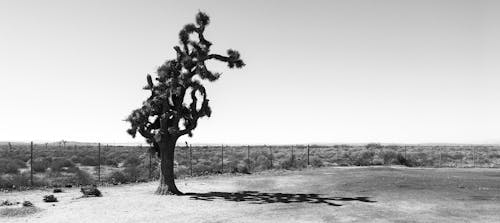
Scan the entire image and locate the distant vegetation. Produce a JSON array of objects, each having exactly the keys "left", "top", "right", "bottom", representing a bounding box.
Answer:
[{"left": 1, "top": 143, "right": 500, "bottom": 189}]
